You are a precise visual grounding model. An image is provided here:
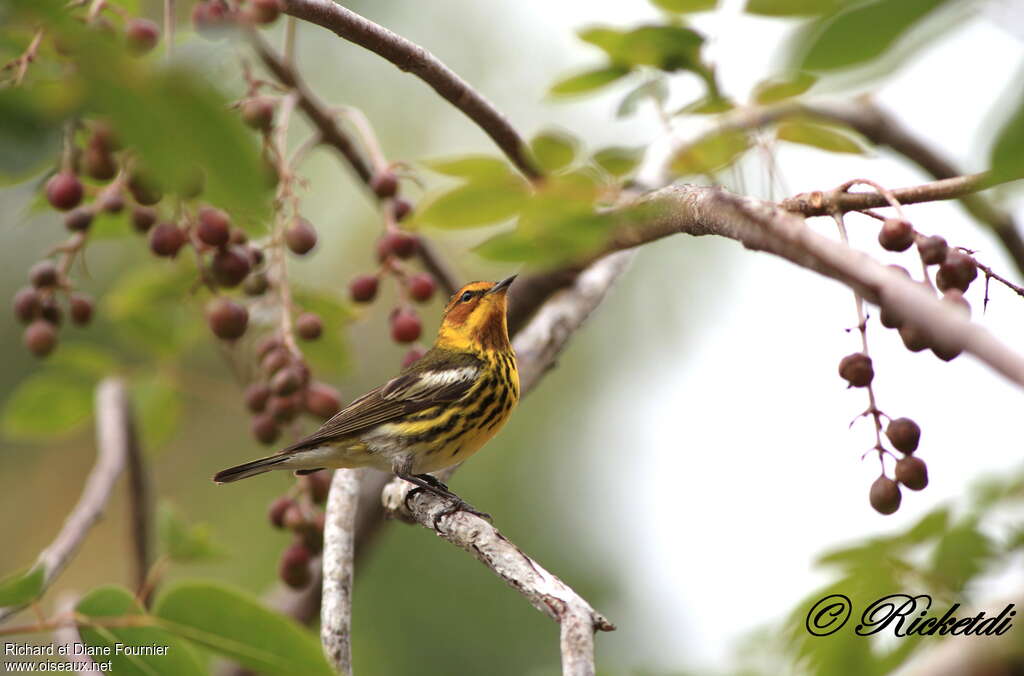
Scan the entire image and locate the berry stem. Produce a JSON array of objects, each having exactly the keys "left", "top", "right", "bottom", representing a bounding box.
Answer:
[
  {"left": 271, "top": 92, "right": 303, "bottom": 358},
  {"left": 163, "top": 0, "right": 175, "bottom": 60},
  {"left": 836, "top": 178, "right": 906, "bottom": 221}
]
